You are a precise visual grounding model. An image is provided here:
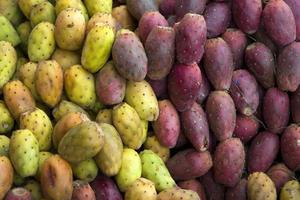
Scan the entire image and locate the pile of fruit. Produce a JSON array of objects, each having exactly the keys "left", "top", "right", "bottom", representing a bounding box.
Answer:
[{"left": 0, "top": 0, "right": 300, "bottom": 199}]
